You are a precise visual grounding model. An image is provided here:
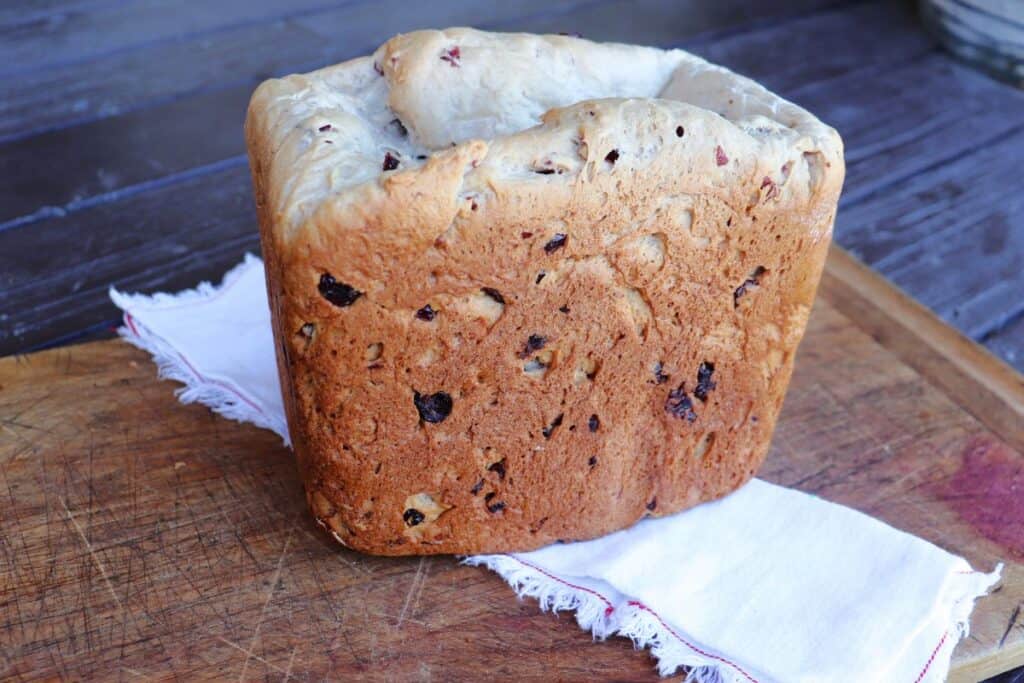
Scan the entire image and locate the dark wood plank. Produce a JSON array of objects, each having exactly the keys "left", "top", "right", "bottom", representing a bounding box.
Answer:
[
  {"left": 0, "top": 18, "right": 317, "bottom": 142},
  {"left": 0, "top": 88, "right": 250, "bottom": 227},
  {"left": 0, "top": 0, "right": 841, "bottom": 143},
  {"left": 334, "top": 0, "right": 855, "bottom": 48},
  {"left": 984, "top": 314, "right": 1024, "bottom": 374},
  {"left": 0, "top": 0, "right": 371, "bottom": 76},
  {"left": 0, "top": 0, "right": 586, "bottom": 141},
  {"left": 10, "top": 0, "right": 707, "bottom": 225},
  {"left": 837, "top": 124, "right": 1024, "bottom": 342},
  {"left": 691, "top": 0, "right": 934, "bottom": 100},
  {"left": 691, "top": 3, "right": 1024, "bottom": 226},
  {"left": 0, "top": 0, "right": 610, "bottom": 221},
  {"left": 0, "top": 0, "right": 862, "bottom": 324},
  {"left": 808, "top": 58, "right": 1024, "bottom": 209},
  {"left": 1, "top": 4, "right": 974, "bottom": 233},
  {"left": 0, "top": 0, "right": 894, "bottom": 229},
  {"left": 892, "top": 216, "right": 1024, "bottom": 346},
  {"left": 3, "top": 0, "right": 1023, "bottom": 373},
  {"left": 0, "top": 0, "right": 846, "bottom": 140},
  {"left": 0, "top": 0, "right": 116, "bottom": 28},
  {"left": 0, "top": 164, "right": 257, "bottom": 356}
]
